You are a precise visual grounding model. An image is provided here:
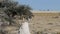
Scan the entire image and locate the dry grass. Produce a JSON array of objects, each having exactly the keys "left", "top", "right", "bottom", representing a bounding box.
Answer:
[
  {"left": 29, "top": 13, "right": 60, "bottom": 34},
  {"left": 0, "top": 13, "right": 60, "bottom": 34}
]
